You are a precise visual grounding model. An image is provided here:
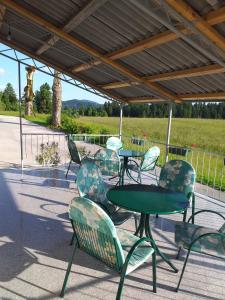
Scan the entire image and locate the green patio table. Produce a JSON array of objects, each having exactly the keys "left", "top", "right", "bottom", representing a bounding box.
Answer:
[
  {"left": 118, "top": 149, "right": 145, "bottom": 185},
  {"left": 107, "top": 184, "right": 189, "bottom": 272}
]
